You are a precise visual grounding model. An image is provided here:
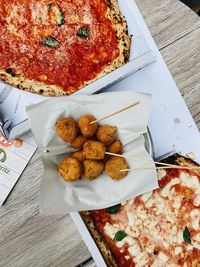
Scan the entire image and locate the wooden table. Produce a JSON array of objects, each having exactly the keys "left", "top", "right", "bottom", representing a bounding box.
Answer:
[{"left": 0, "top": 1, "right": 200, "bottom": 266}]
